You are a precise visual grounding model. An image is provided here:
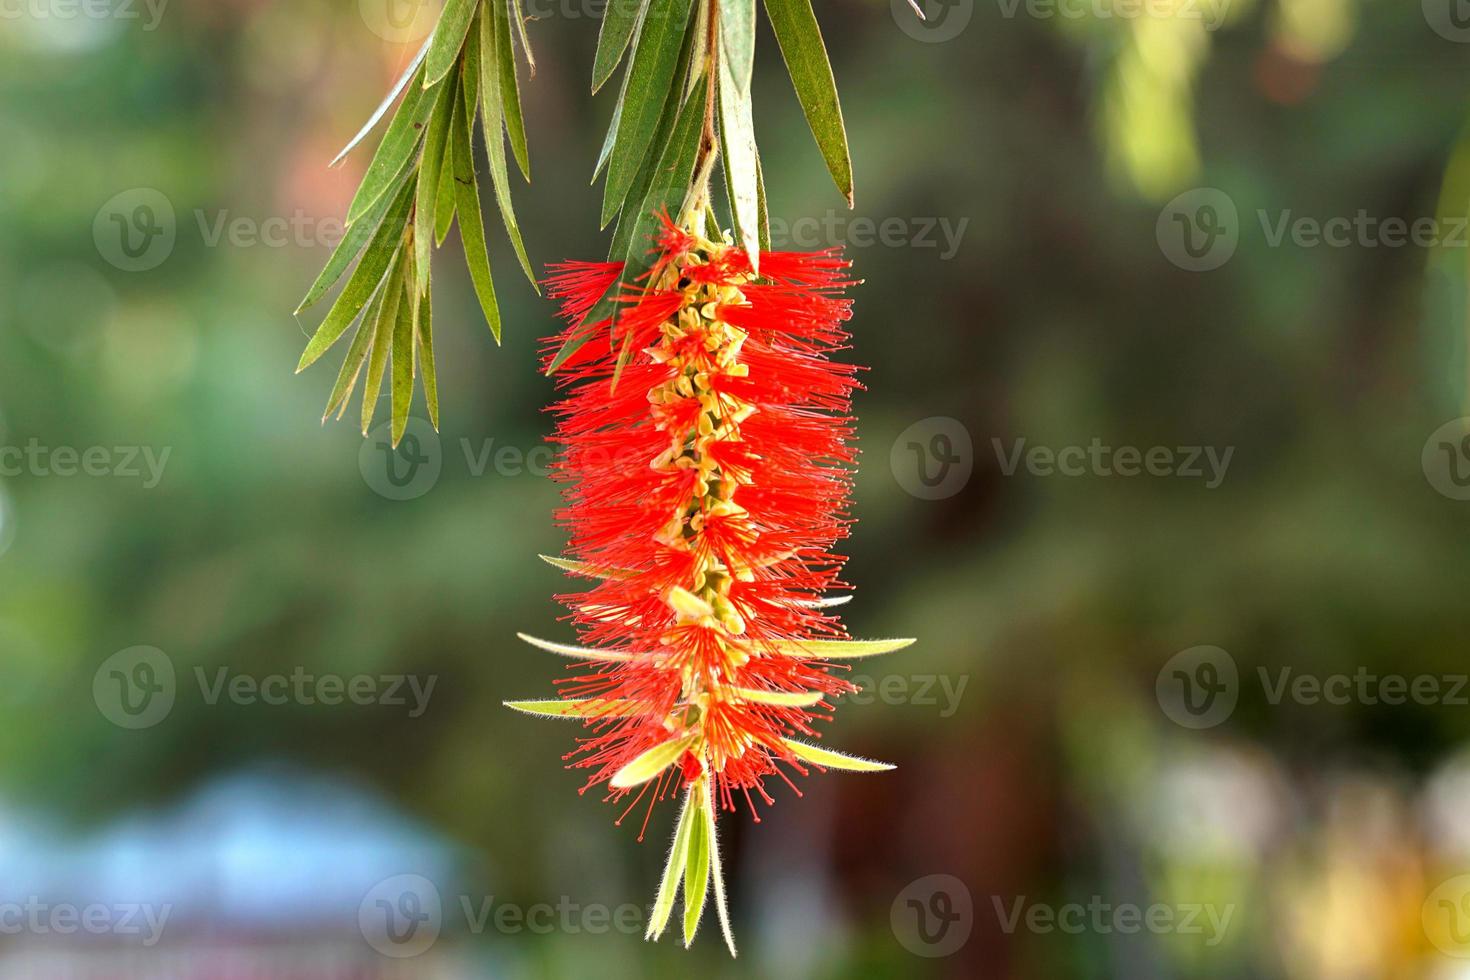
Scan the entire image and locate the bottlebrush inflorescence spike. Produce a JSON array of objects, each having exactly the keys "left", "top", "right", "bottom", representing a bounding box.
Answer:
[{"left": 506, "top": 214, "right": 914, "bottom": 954}]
